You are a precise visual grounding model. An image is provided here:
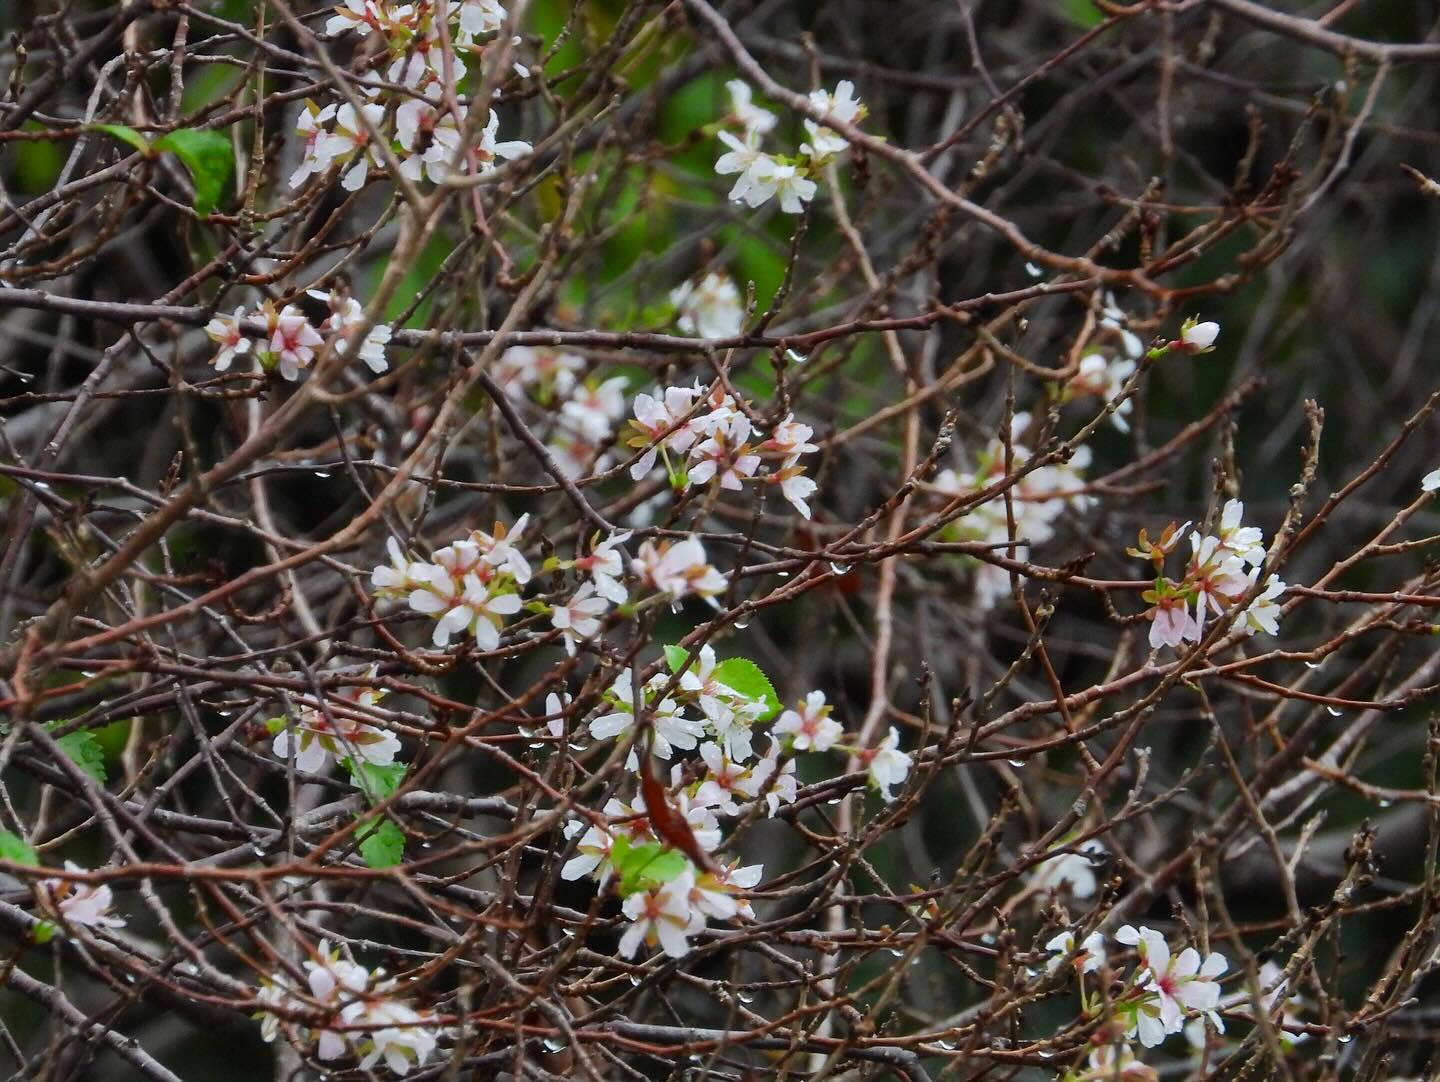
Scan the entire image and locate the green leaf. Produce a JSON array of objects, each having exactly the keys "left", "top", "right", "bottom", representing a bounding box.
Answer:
[
  {"left": 347, "top": 760, "right": 406, "bottom": 802},
  {"left": 358, "top": 816, "right": 405, "bottom": 869},
  {"left": 47, "top": 723, "right": 107, "bottom": 784},
  {"left": 663, "top": 645, "right": 689, "bottom": 672},
  {"left": 1057, "top": 0, "right": 1103, "bottom": 27},
  {"left": 0, "top": 830, "right": 37, "bottom": 866},
  {"left": 610, "top": 835, "right": 690, "bottom": 897},
  {"left": 32, "top": 920, "right": 55, "bottom": 944},
  {"left": 263, "top": 716, "right": 286, "bottom": 735},
  {"left": 710, "top": 658, "right": 781, "bottom": 721},
  {"left": 89, "top": 123, "right": 151, "bottom": 155},
  {"left": 152, "top": 128, "right": 233, "bottom": 215}
]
